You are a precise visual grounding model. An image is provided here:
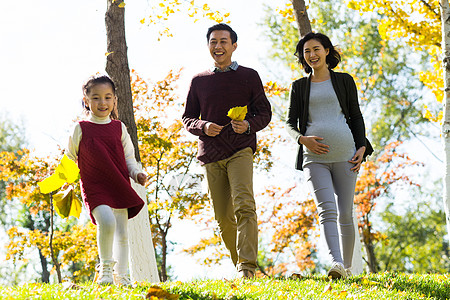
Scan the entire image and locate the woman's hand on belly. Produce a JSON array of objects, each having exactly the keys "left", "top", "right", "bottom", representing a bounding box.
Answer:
[{"left": 299, "top": 135, "right": 330, "bottom": 155}]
